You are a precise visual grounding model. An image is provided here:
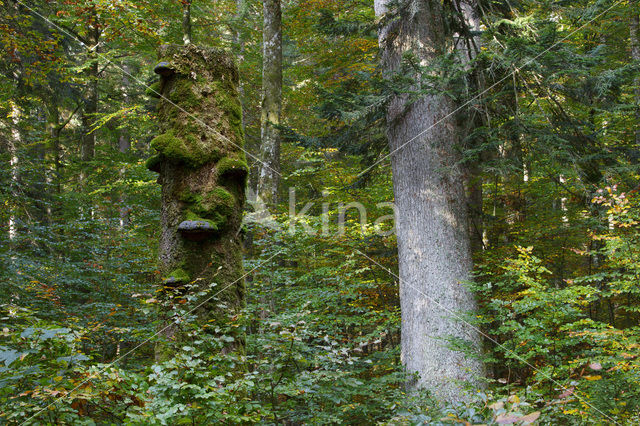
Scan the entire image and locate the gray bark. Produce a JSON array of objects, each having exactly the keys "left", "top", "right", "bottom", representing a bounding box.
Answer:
[
  {"left": 80, "top": 15, "right": 99, "bottom": 163},
  {"left": 119, "top": 63, "right": 132, "bottom": 228},
  {"left": 375, "top": 0, "right": 484, "bottom": 402},
  {"left": 630, "top": 2, "right": 640, "bottom": 146},
  {"left": 46, "top": 100, "right": 60, "bottom": 200},
  {"left": 234, "top": 0, "right": 248, "bottom": 138},
  {"left": 119, "top": 63, "right": 132, "bottom": 153},
  {"left": 456, "top": 0, "right": 485, "bottom": 252},
  {"left": 8, "top": 103, "right": 20, "bottom": 243},
  {"left": 182, "top": 0, "right": 192, "bottom": 45},
  {"left": 257, "top": 0, "right": 283, "bottom": 205}
]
